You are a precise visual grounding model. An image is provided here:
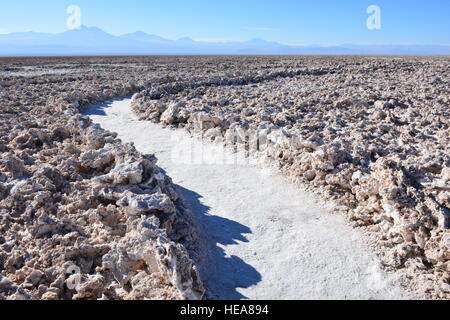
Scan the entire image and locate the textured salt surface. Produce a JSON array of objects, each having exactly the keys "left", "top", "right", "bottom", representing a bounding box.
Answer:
[{"left": 84, "top": 98, "right": 414, "bottom": 300}]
